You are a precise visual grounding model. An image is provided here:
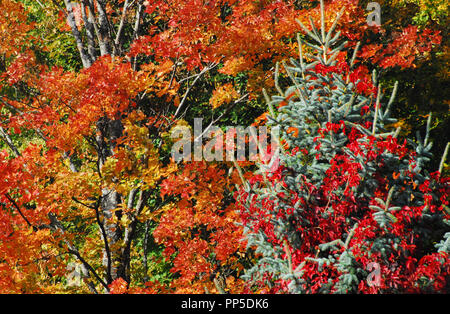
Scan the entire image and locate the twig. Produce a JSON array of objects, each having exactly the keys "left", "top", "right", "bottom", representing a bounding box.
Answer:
[
  {"left": 193, "top": 93, "right": 249, "bottom": 142},
  {"left": 0, "top": 127, "right": 20, "bottom": 156},
  {"left": 174, "top": 62, "right": 218, "bottom": 117},
  {"left": 4, "top": 193, "right": 36, "bottom": 230}
]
